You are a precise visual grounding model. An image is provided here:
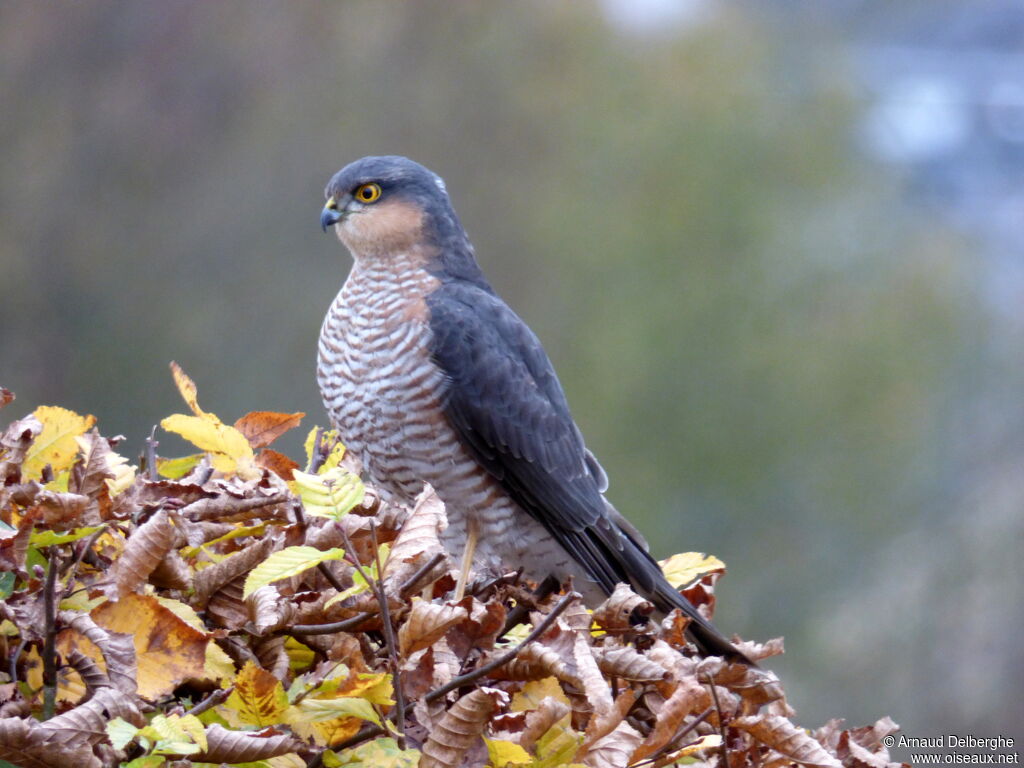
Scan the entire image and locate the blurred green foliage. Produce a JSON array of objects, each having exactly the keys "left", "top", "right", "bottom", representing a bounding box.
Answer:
[{"left": 2, "top": 0, "right": 1013, "bottom": 743}]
